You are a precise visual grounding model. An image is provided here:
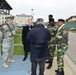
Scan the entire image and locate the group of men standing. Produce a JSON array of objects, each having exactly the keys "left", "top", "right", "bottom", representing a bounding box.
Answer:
[
  {"left": 22, "top": 14, "right": 68, "bottom": 75},
  {"left": 0, "top": 14, "right": 68, "bottom": 75},
  {"left": 46, "top": 15, "right": 68, "bottom": 75}
]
